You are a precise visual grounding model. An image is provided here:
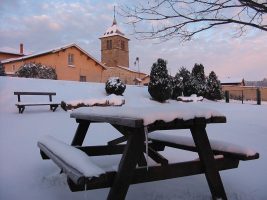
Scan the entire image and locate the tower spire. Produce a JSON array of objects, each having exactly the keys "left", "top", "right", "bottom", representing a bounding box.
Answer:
[{"left": 112, "top": 5, "right": 117, "bottom": 25}]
